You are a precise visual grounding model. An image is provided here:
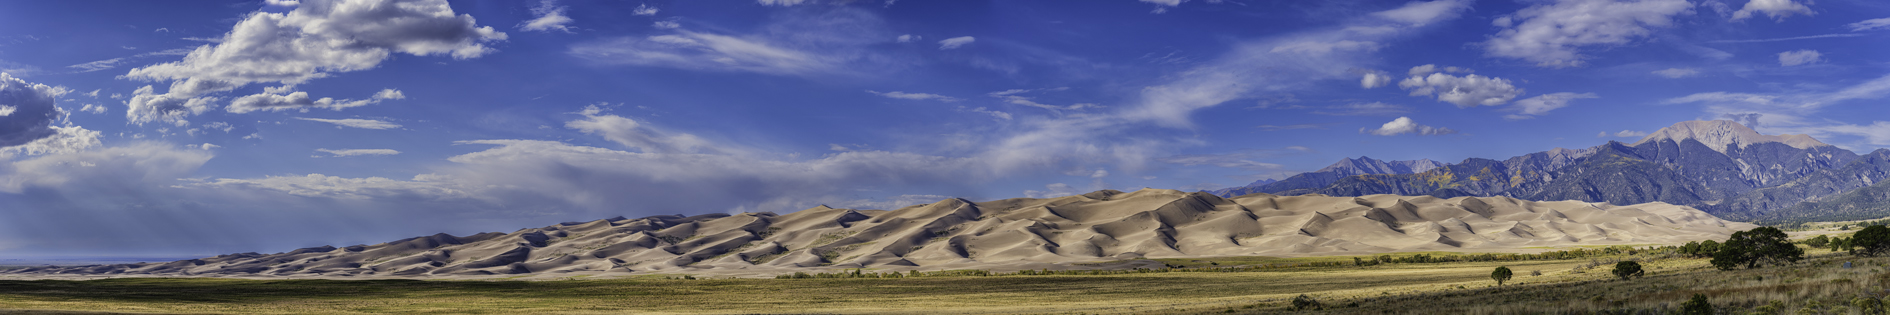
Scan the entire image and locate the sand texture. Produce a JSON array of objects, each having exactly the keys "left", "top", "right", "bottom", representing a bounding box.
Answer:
[{"left": 3, "top": 189, "right": 1756, "bottom": 278}]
